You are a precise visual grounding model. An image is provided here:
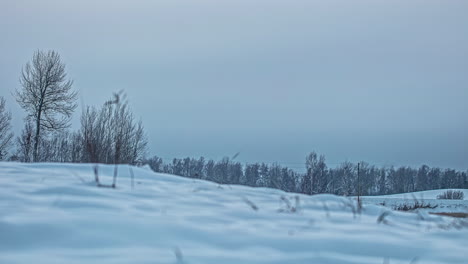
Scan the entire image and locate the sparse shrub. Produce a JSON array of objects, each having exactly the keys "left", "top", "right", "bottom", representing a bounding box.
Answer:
[
  {"left": 437, "top": 190, "right": 464, "bottom": 200},
  {"left": 81, "top": 91, "right": 147, "bottom": 165},
  {"left": 377, "top": 211, "right": 391, "bottom": 224},
  {"left": 243, "top": 197, "right": 258, "bottom": 211},
  {"left": 393, "top": 201, "right": 437, "bottom": 211},
  {"left": 342, "top": 199, "right": 362, "bottom": 218},
  {"left": 278, "top": 195, "right": 300, "bottom": 213}
]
